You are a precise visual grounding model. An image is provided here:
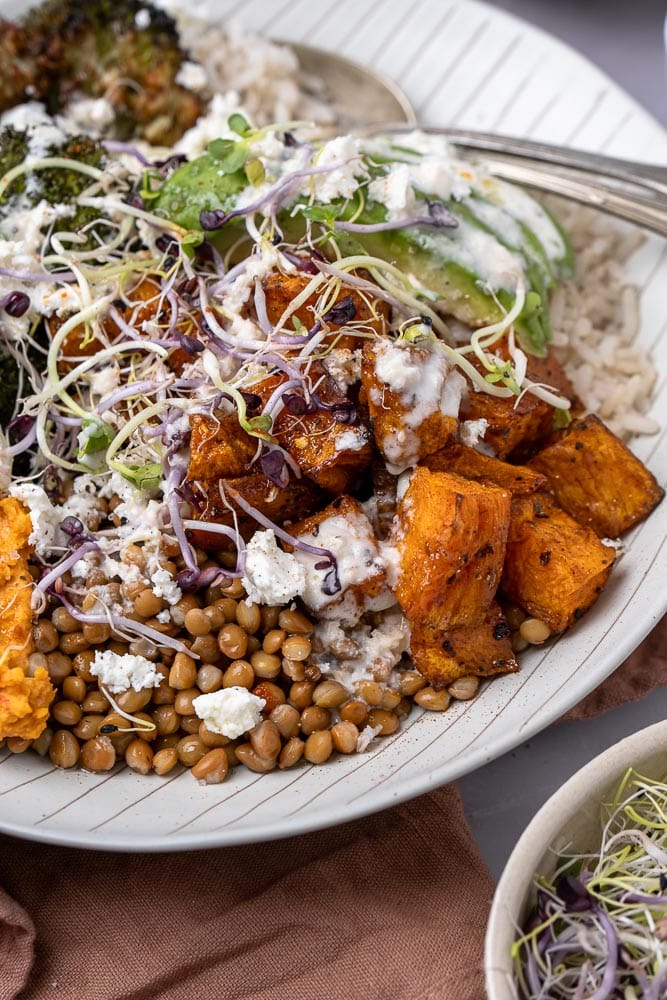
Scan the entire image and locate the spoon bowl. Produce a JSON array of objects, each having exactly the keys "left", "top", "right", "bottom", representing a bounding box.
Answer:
[{"left": 288, "top": 42, "right": 416, "bottom": 130}]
